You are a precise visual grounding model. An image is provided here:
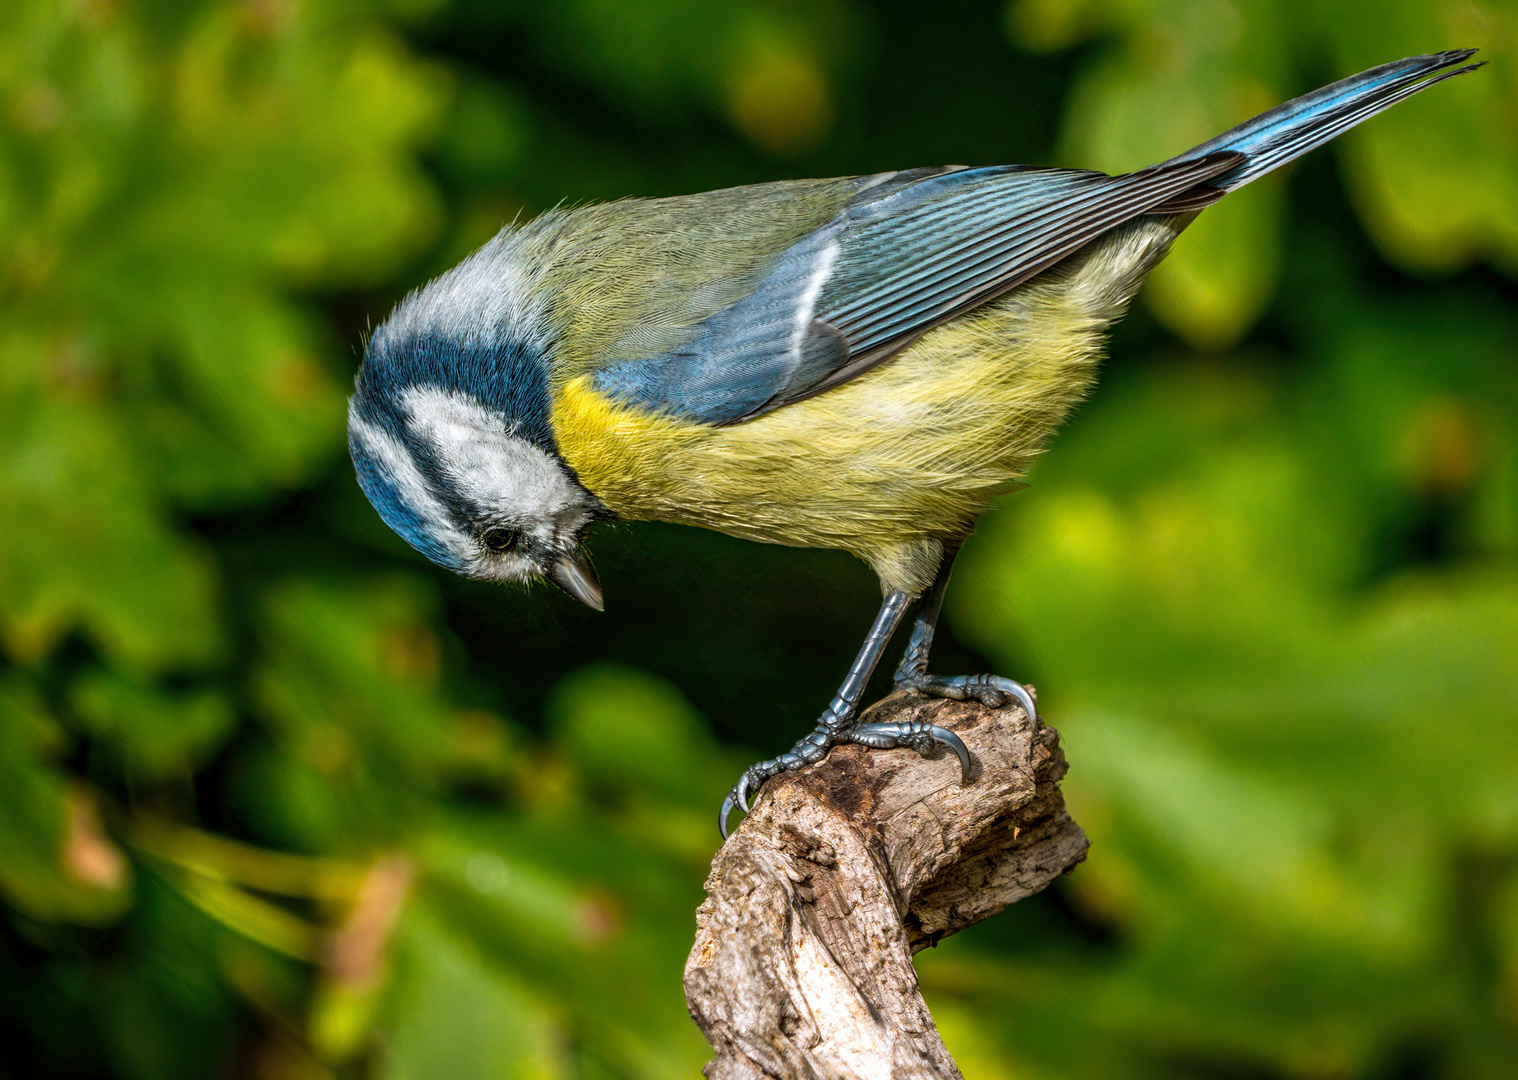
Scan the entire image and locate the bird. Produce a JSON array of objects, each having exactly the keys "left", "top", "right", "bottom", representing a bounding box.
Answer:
[{"left": 346, "top": 50, "right": 1482, "bottom": 839}]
